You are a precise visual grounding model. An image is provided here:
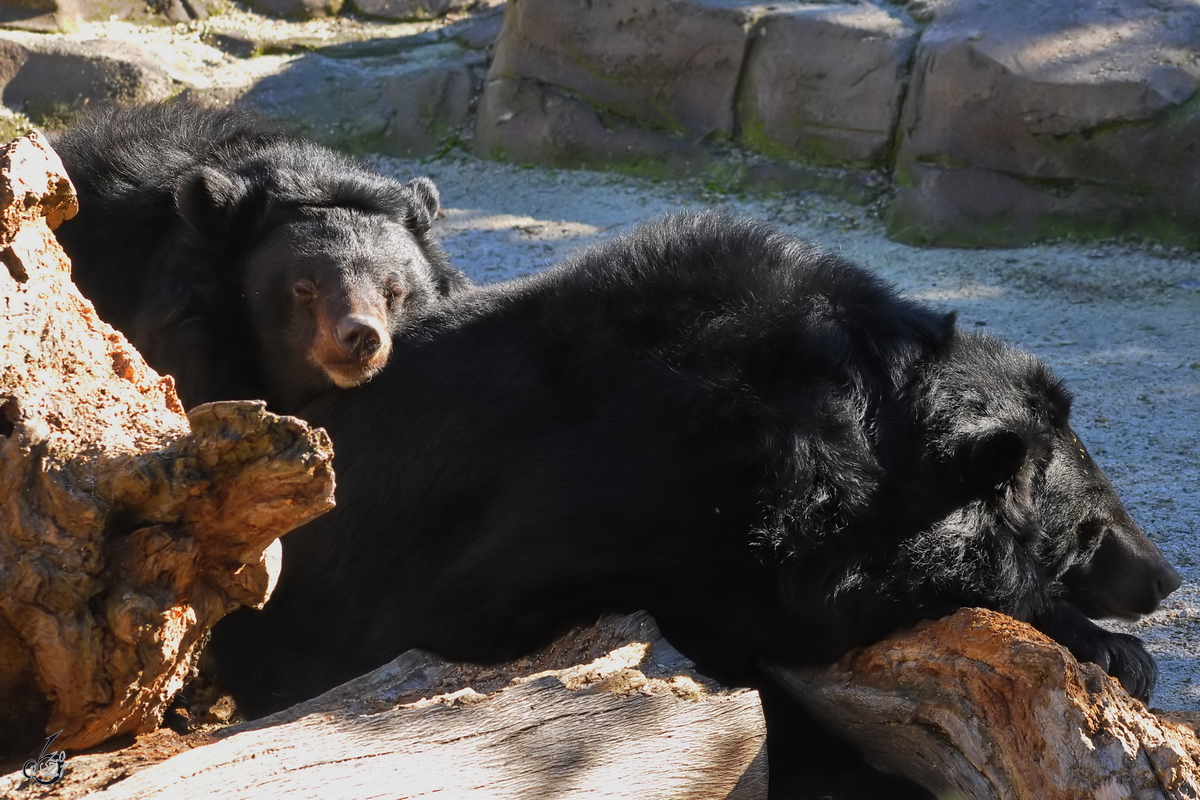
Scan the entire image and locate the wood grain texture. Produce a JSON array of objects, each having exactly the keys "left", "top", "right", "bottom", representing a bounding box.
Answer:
[
  {"left": 769, "top": 608, "right": 1200, "bottom": 800},
  {"left": 0, "top": 130, "right": 336, "bottom": 756},
  {"left": 94, "top": 612, "right": 768, "bottom": 800}
]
